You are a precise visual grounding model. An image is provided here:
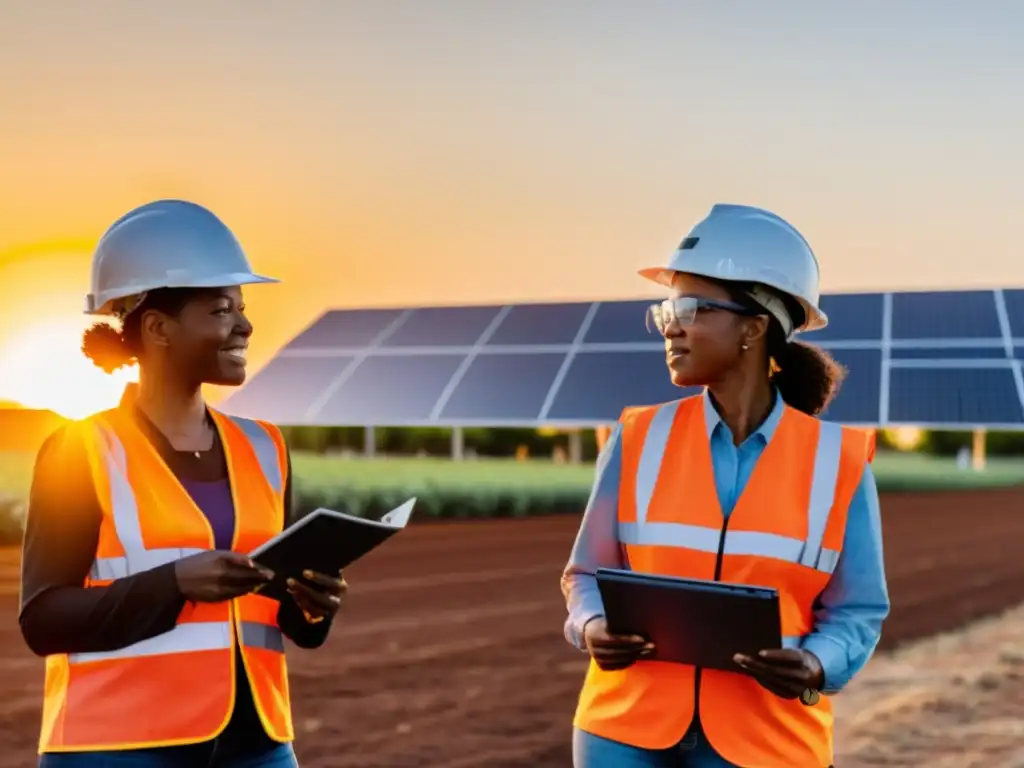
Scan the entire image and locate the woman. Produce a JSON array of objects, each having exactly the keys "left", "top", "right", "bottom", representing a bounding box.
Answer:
[
  {"left": 19, "top": 199, "right": 346, "bottom": 767},
  {"left": 562, "top": 204, "right": 890, "bottom": 768}
]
